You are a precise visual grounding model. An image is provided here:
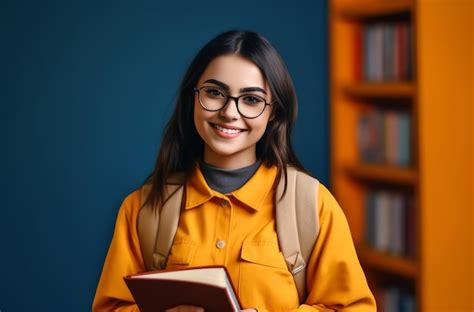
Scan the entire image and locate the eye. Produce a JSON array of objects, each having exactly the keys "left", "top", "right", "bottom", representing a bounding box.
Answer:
[
  {"left": 241, "top": 95, "right": 264, "bottom": 105},
  {"left": 203, "top": 87, "right": 225, "bottom": 98}
]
